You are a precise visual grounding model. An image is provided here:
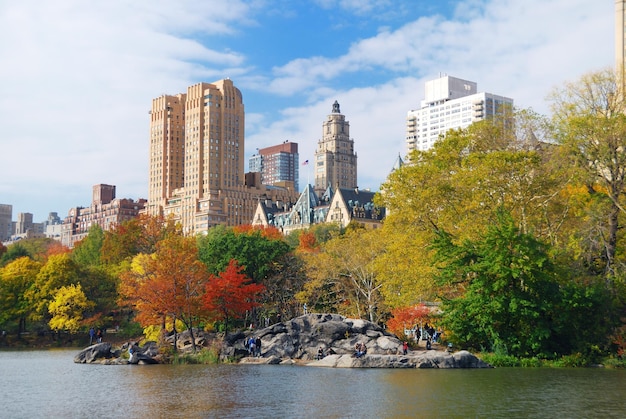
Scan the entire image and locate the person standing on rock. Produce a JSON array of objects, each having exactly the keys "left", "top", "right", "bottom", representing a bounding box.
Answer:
[
  {"left": 402, "top": 341, "right": 408, "bottom": 355},
  {"left": 249, "top": 337, "right": 256, "bottom": 356},
  {"left": 255, "top": 336, "right": 261, "bottom": 357},
  {"left": 89, "top": 327, "right": 96, "bottom": 345}
]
